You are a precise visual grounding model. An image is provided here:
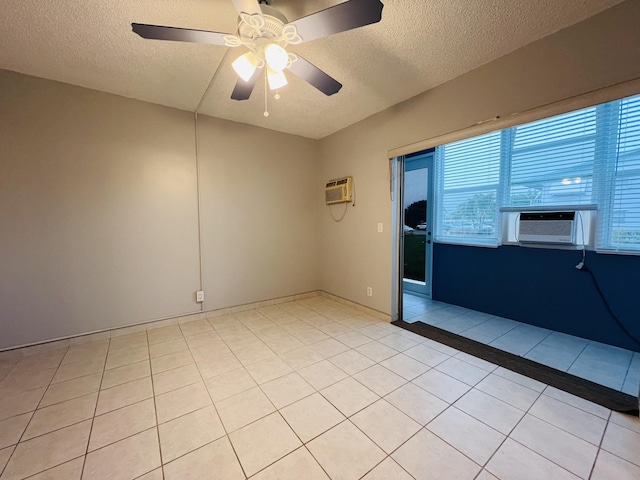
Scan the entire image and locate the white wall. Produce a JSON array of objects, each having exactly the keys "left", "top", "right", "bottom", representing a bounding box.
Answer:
[
  {"left": 0, "top": 70, "right": 320, "bottom": 349},
  {"left": 317, "top": 0, "right": 640, "bottom": 314}
]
